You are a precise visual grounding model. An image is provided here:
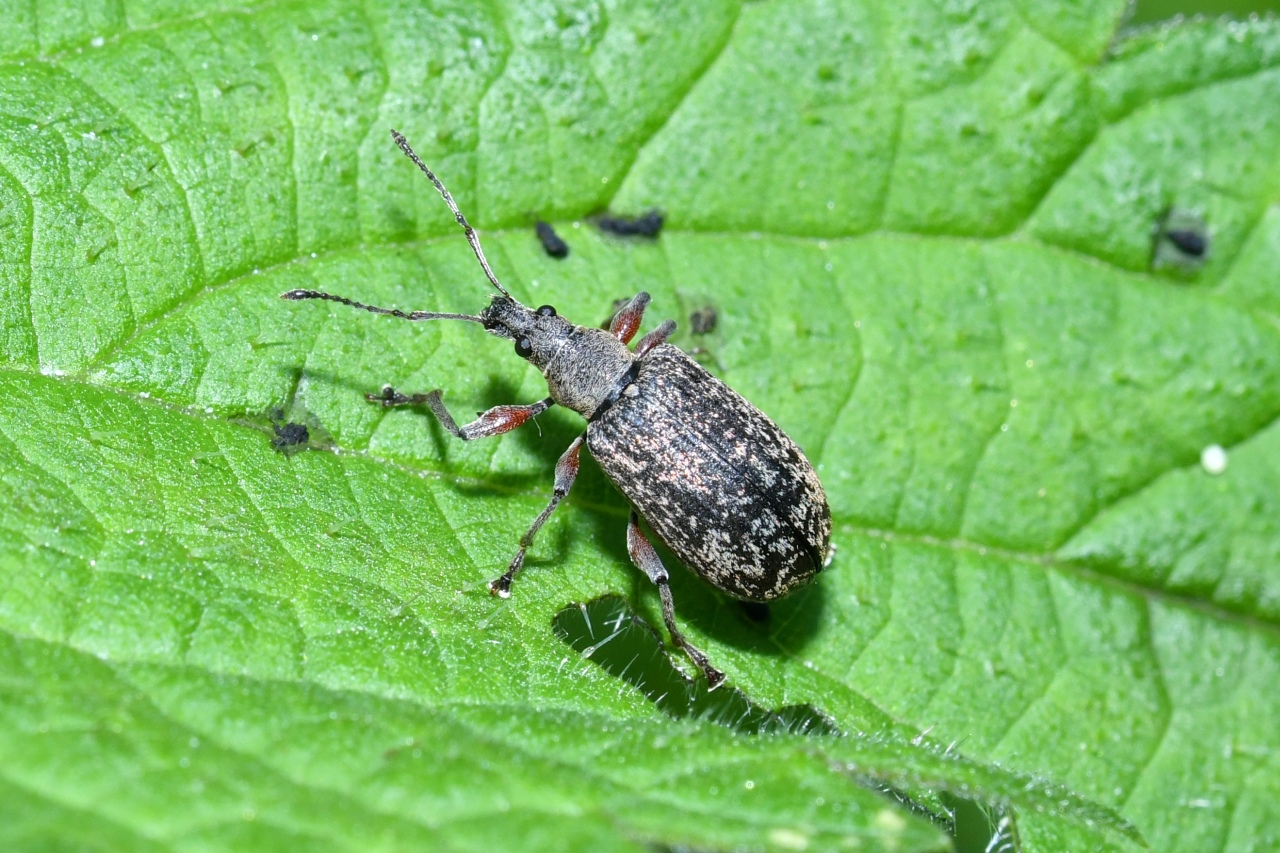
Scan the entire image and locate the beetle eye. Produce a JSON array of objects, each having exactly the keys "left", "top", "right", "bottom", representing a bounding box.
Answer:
[
  {"left": 536, "top": 305, "right": 557, "bottom": 317},
  {"left": 515, "top": 337, "right": 534, "bottom": 358}
]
